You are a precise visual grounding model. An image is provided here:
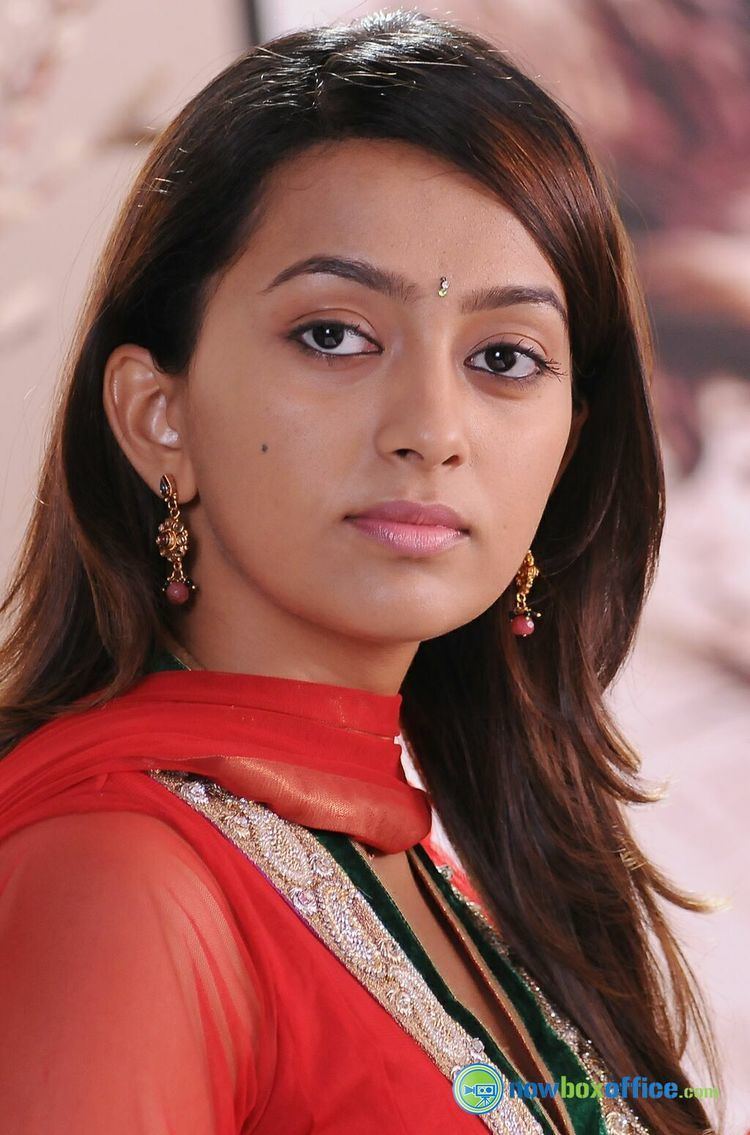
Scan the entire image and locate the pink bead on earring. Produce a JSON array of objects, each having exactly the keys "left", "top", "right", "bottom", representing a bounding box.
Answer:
[
  {"left": 155, "top": 474, "right": 197, "bottom": 605},
  {"left": 508, "top": 550, "right": 541, "bottom": 636}
]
